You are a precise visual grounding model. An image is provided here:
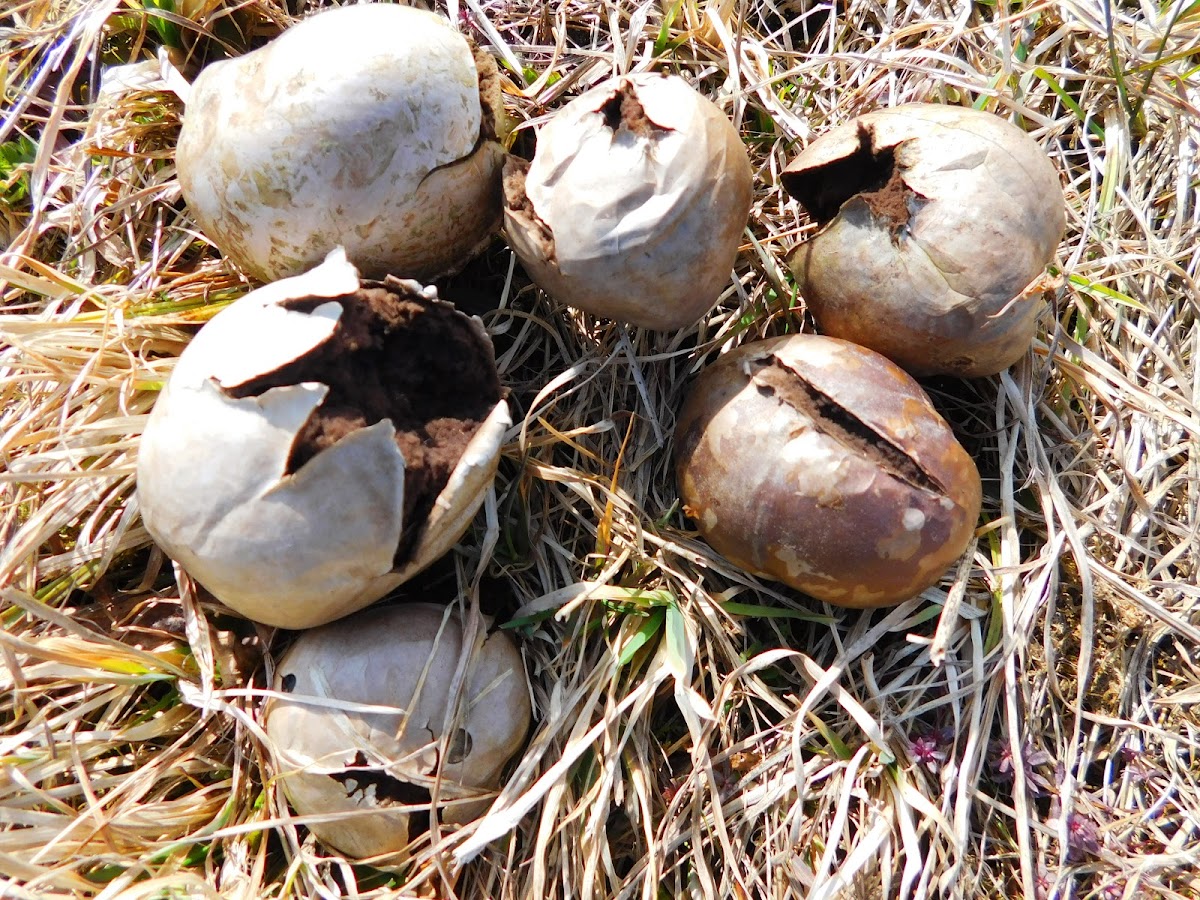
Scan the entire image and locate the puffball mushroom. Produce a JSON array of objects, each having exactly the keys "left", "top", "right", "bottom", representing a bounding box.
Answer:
[
  {"left": 674, "top": 334, "right": 981, "bottom": 607},
  {"left": 503, "top": 72, "right": 754, "bottom": 330},
  {"left": 266, "top": 603, "right": 531, "bottom": 862},
  {"left": 176, "top": 3, "right": 505, "bottom": 283},
  {"left": 782, "top": 103, "right": 1065, "bottom": 377},
  {"left": 137, "top": 249, "right": 510, "bottom": 630}
]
